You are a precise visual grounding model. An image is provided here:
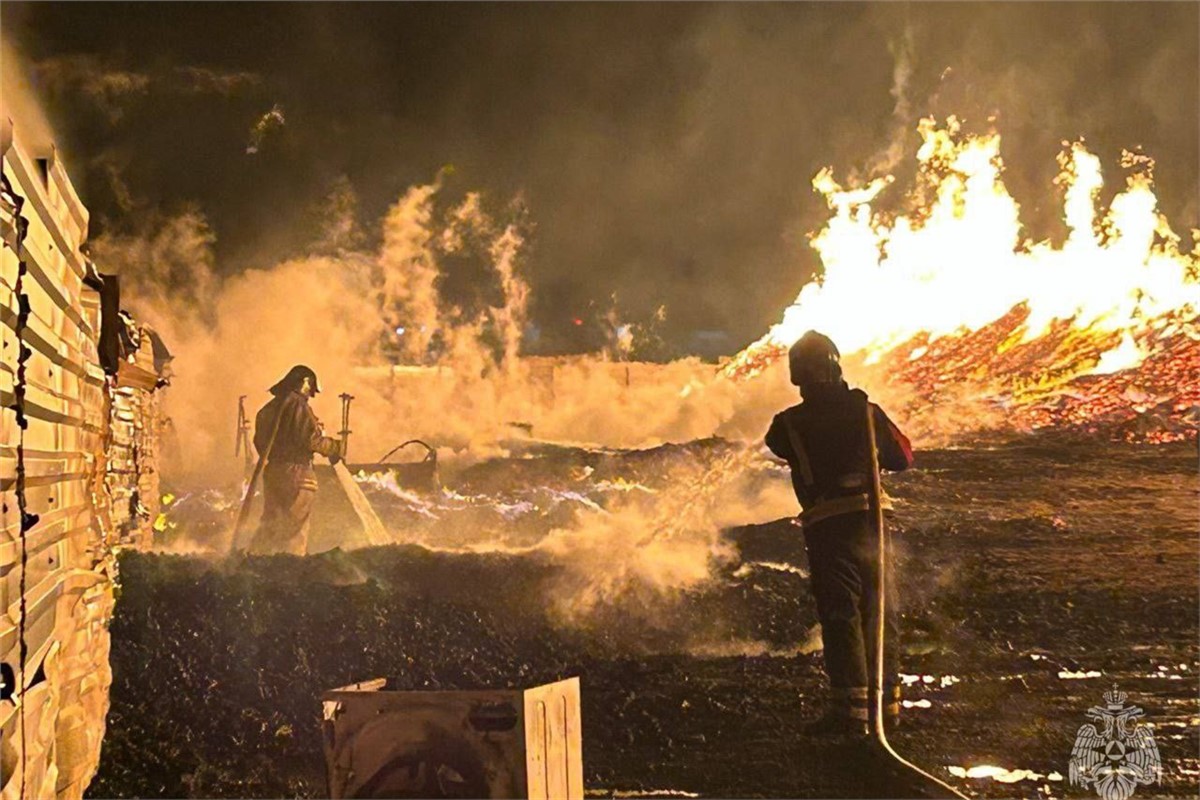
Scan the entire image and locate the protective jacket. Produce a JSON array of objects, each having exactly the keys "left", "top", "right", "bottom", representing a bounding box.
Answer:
[
  {"left": 249, "top": 391, "right": 341, "bottom": 555},
  {"left": 254, "top": 391, "right": 342, "bottom": 465},
  {"left": 765, "top": 383, "right": 912, "bottom": 527}
]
